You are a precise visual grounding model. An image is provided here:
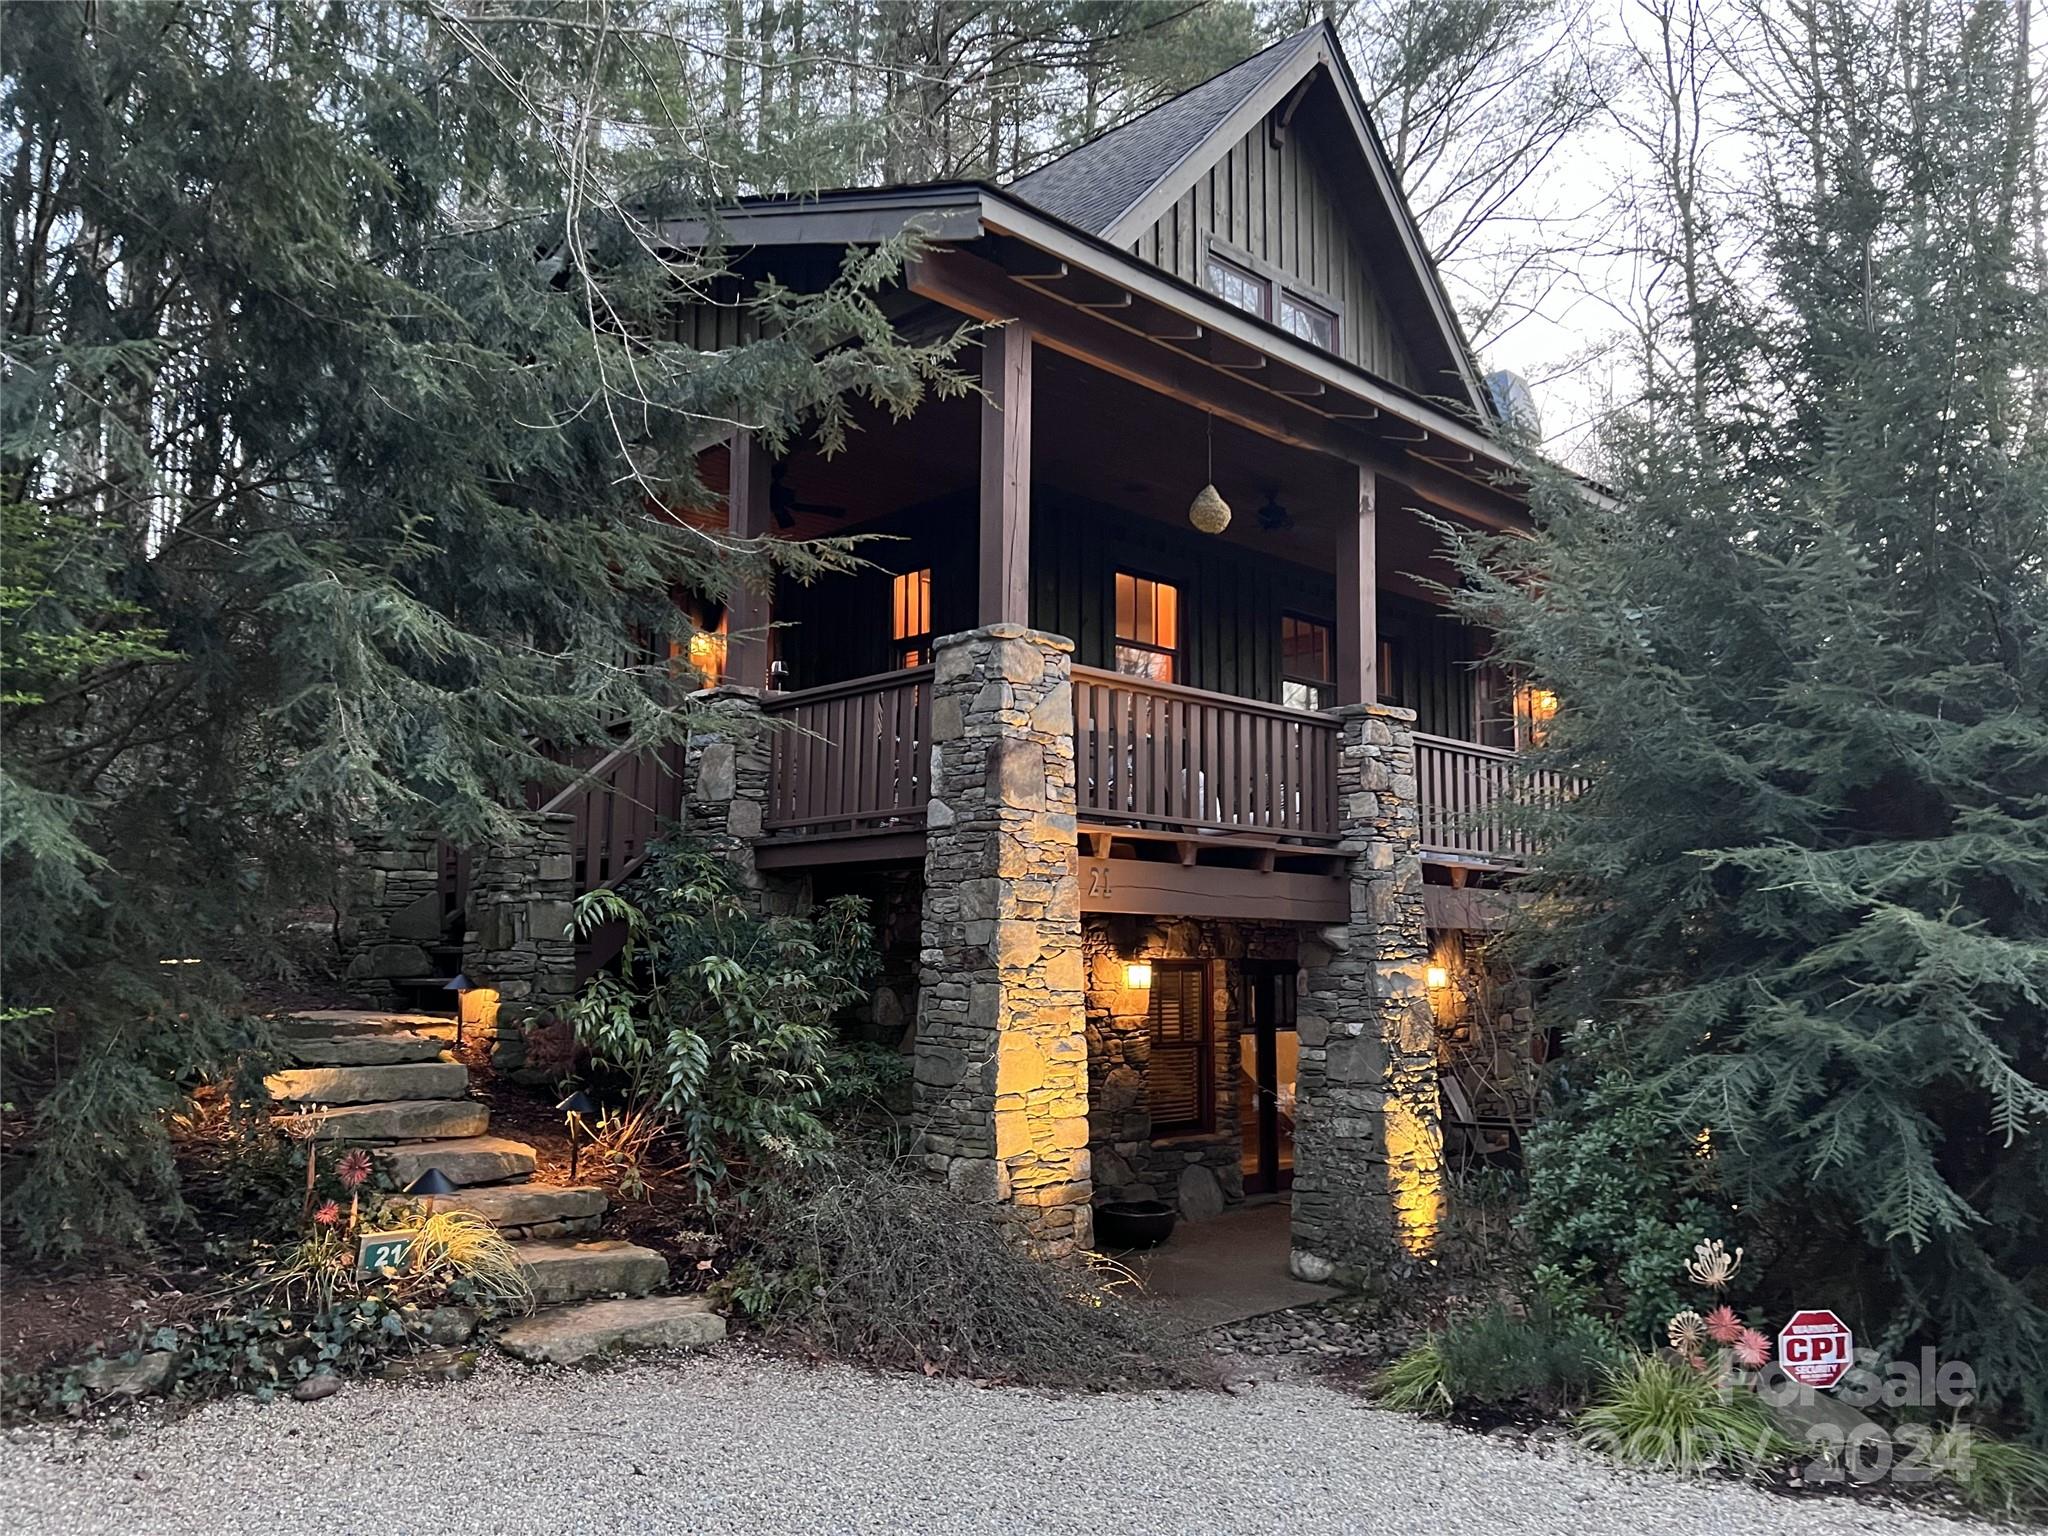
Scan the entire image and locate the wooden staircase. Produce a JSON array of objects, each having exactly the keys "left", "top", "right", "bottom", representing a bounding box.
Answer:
[{"left": 272, "top": 1010, "right": 724, "bottom": 1363}]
